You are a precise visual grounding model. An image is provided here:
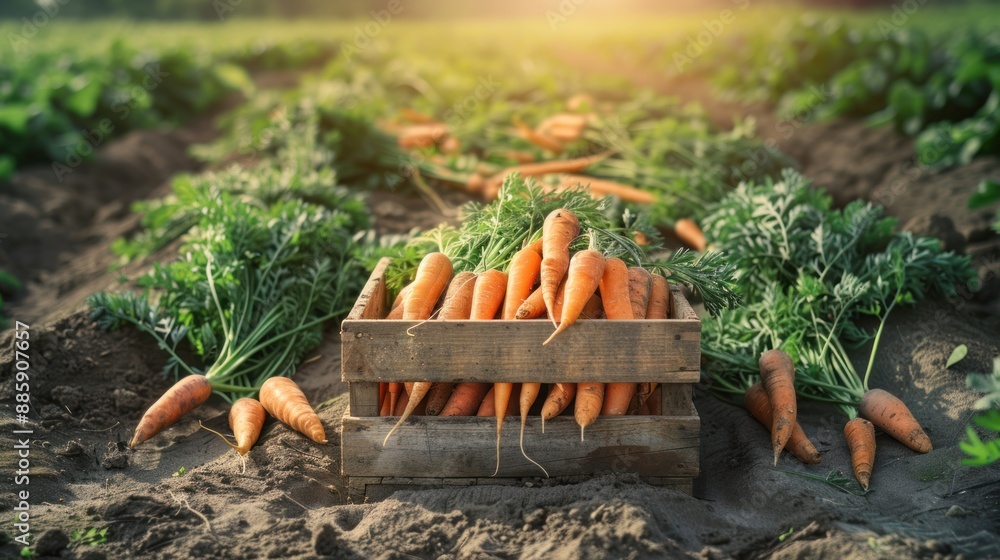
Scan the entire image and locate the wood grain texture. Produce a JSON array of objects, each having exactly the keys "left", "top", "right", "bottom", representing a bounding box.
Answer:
[
  {"left": 661, "top": 384, "right": 695, "bottom": 416},
  {"left": 342, "top": 415, "right": 699, "bottom": 479},
  {"left": 350, "top": 383, "right": 380, "bottom": 417}
]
